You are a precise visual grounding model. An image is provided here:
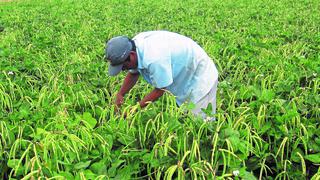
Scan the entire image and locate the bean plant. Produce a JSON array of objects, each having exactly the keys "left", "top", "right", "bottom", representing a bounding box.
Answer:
[{"left": 0, "top": 0, "right": 319, "bottom": 179}]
